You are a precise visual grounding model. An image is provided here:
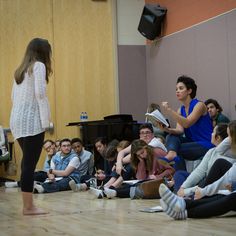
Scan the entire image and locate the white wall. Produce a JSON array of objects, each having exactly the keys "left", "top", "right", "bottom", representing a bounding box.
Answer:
[{"left": 117, "top": 0, "right": 146, "bottom": 45}]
